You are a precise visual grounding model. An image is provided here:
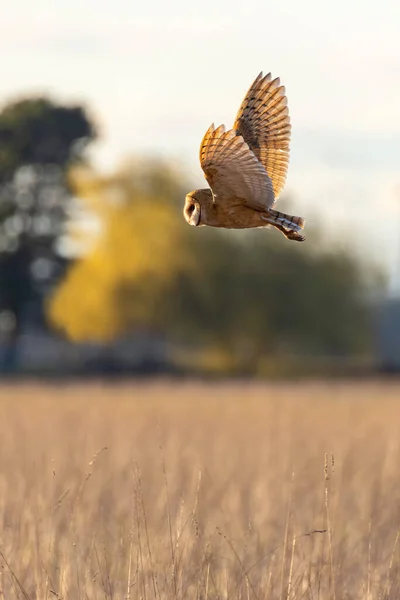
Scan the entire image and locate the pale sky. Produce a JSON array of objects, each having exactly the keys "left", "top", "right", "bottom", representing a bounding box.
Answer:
[{"left": 1, "top": 0, "right": 400, "bottom": 289}]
